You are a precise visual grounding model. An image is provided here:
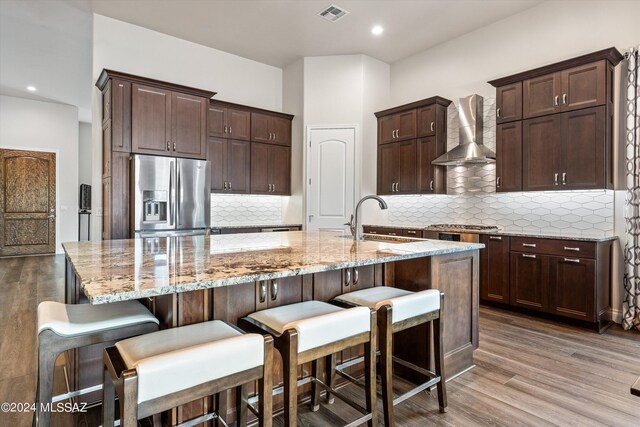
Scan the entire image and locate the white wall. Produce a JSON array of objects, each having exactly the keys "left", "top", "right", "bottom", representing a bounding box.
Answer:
[
  {"left": 78, "top": 121, "right": 92, "bottom": 240},
  {"left": 387, "top": 0, "right": 640, "bottom": 321},
  {"left": 0, "top": 95, "right": 79, "bottom": 253},
  {"left": 282, "top": 58, "right": 304, "bottom": 225},
  {"left": 91, "top": 14, "right": 284, "bottom": 238}
]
